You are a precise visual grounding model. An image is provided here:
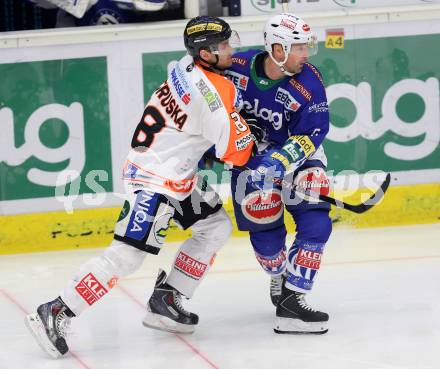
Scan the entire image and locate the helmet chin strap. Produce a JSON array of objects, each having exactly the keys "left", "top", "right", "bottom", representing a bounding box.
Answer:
[
  {"left": 279, "top": 64, "right": 294, "bottom": 77},
  {"left": 211, "top": 54, "right": 227, "bottom": 70},
  {"left": 197, "top": 54, "right": 226, "bottom": 73},
  {"left": 268, "top": 47, "right": 295, "bottom": 77}
]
